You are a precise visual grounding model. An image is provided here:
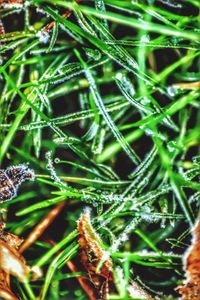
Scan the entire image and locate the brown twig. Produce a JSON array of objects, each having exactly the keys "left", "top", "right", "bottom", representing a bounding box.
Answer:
[
  {"left": 42, "top": 0, "right": 82, "bottom": 34},
  {"left": 19, "top": 201, "right": 66, "bottom": 254}
]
